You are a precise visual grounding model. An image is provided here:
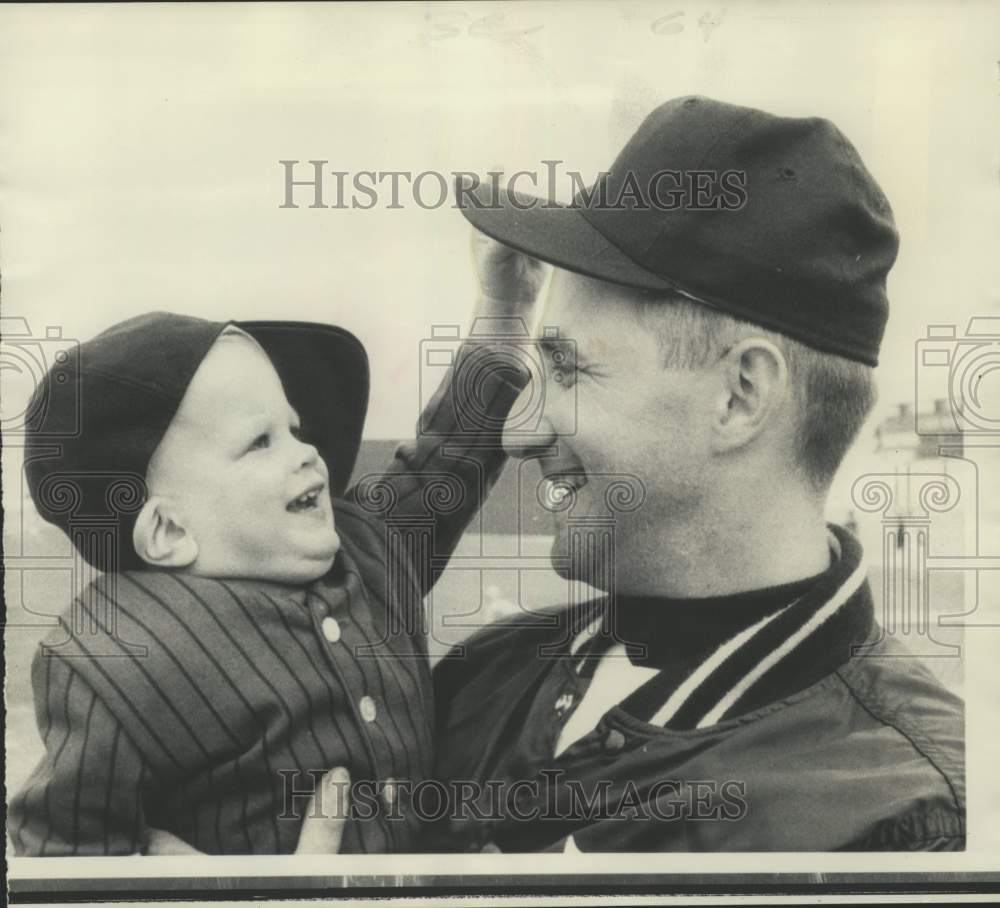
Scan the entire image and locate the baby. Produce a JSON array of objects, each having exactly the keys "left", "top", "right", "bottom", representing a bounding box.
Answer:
[{"left": 9, "top": 308, "right": 525, "bottom": 855}]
